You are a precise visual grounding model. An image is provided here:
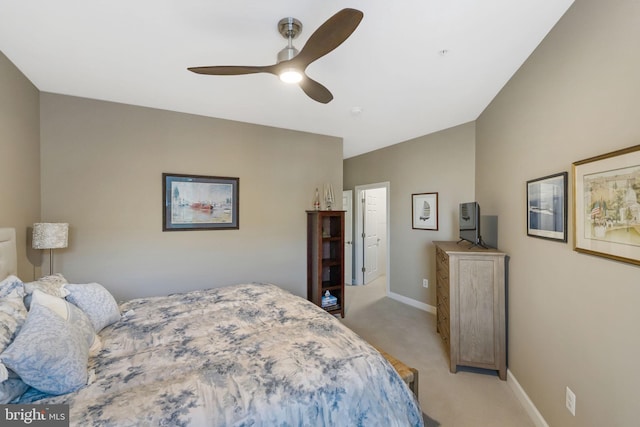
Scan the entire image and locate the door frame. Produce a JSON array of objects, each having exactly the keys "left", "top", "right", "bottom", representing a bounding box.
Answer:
[
  {"left": 342, "top": 190, "right": 353, "bottom": 285},
  {"left": 354, "top": 182, "right": 390, "bottom": 292}
]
